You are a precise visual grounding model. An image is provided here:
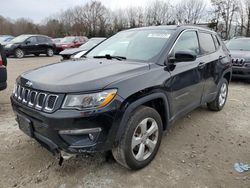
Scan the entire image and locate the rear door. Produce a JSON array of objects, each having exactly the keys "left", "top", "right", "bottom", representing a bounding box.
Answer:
[
  {"left": 198, "top": 32, "right": 221, "bottom": 103},
  {"left": 37, "top": 36, "right": 48, "bottom": 53},
  {"left": 168, "top": 30, "right": 205, "bottom": 118}
]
